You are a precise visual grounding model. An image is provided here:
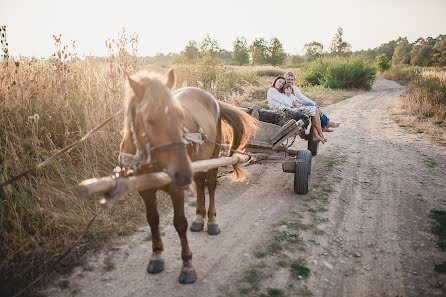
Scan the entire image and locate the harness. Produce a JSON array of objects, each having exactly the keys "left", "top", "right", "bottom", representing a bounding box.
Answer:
[{"left": 119, "top": 104, "right": 203, "bottom": 174}]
